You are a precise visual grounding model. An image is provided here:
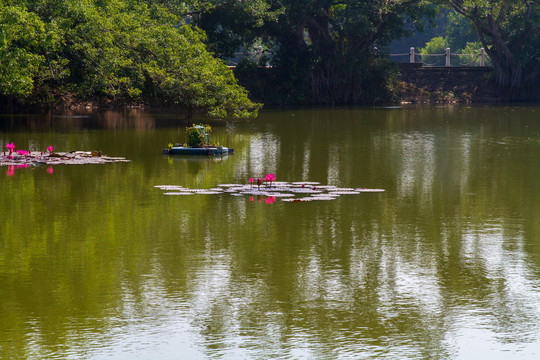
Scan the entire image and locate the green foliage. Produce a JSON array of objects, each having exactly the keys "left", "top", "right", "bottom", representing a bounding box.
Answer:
[
  {"left": 420, "top": 36, "right": 449, "bottom": 65},
  {"left": 0, "top": 0, "right": 260, "bottom": 118},
  {"left": 445, "top": 0, "right": 540, "bottom": 98},
  {"left": 194, "top": 0, "right": 434, "bottom": 105},
  {"left": 457, "top": 41, "right": 492, "bottom": 66},
  {"left": 0, "top": 5, "right": 51, "bottom": 99},
  {"left": 186, "top": 124, "right": 211, "bottom": 147},
  {"left": 445, "top": 9, "right": 478, "bottom": 51},
  {"left": 391, "top": 6, "right": 480, "bottom": 63}
]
